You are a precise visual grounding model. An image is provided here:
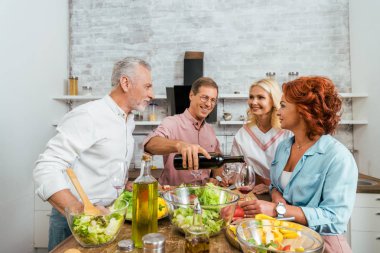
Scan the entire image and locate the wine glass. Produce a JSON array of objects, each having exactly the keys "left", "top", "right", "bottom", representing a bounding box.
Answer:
[
  {"left": 235, "top": 164, "right": 255, "bottom": 200},
  {"left": 108, "top": 161, "right": 129, "bottom": 197},
  {"left": 222, "top": 164, "right": 237, "bottom": 186},
  {"left": 191, "top": 170, "right": 203, "bottom": 186}
]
